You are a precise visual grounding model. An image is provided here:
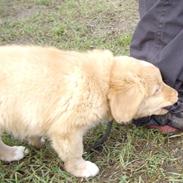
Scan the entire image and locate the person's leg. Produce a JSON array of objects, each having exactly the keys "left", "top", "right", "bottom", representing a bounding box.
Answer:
[
  {"left": 131, "top": 0, "right": 183, "bottom": 87},
  {"left": 131, "top": 0, "right": 183, "bottom": 132}
]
